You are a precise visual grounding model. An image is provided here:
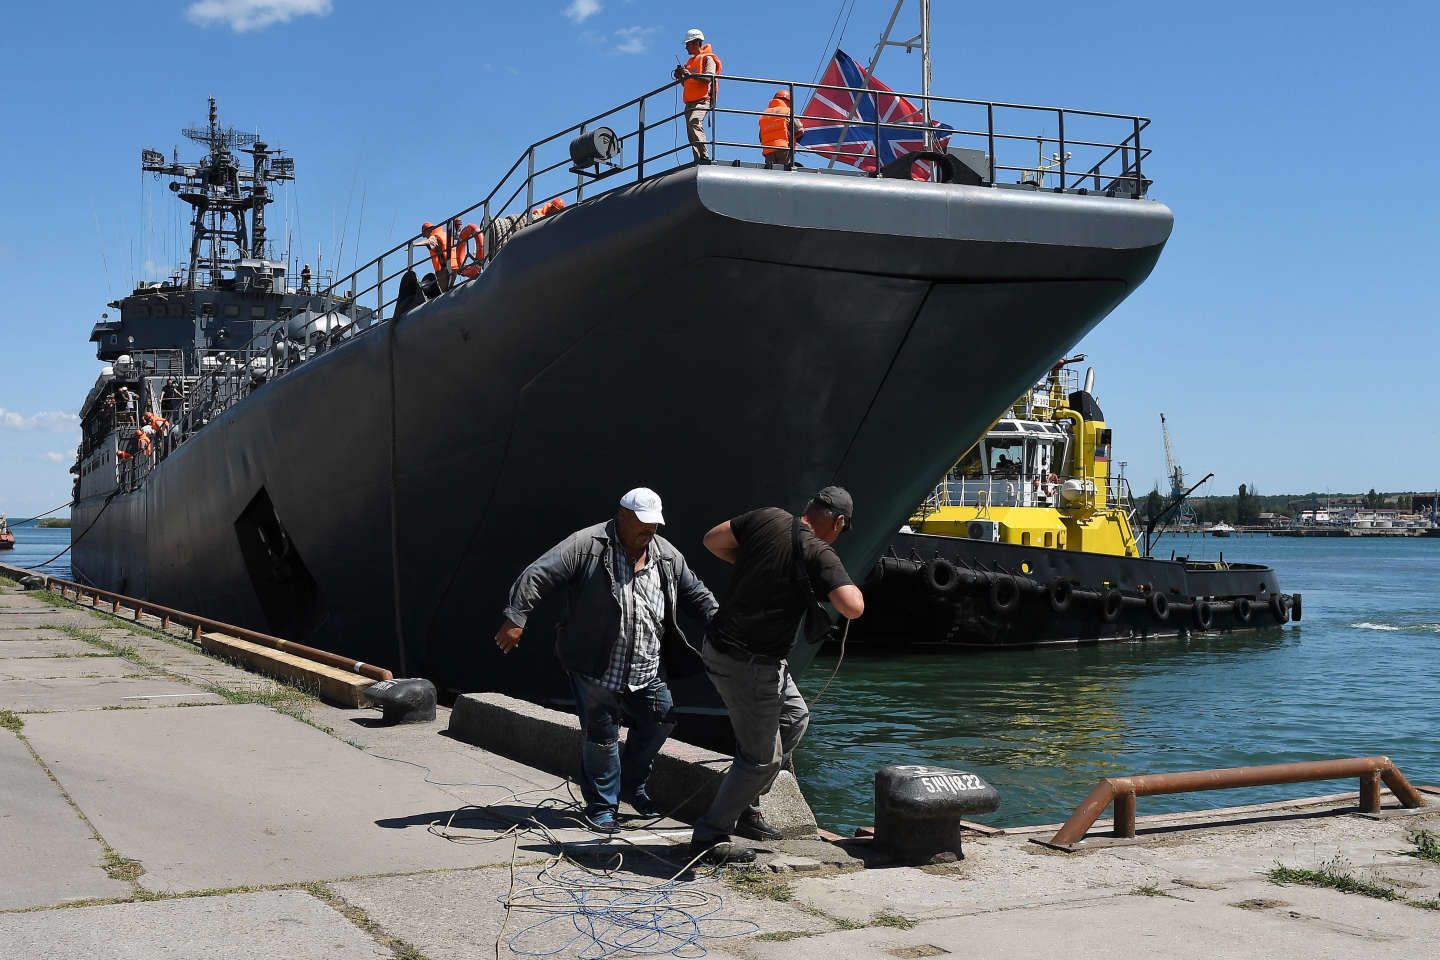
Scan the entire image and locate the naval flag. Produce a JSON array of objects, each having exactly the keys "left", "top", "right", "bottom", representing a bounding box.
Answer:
[{"left": 800, "top": 49, "right": 953, "bottom": 179}]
